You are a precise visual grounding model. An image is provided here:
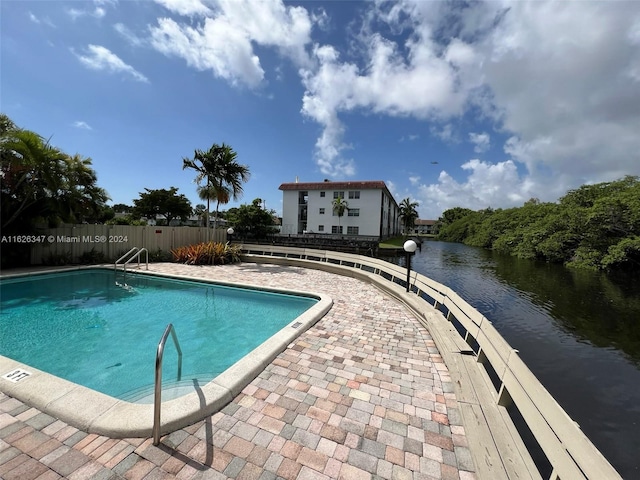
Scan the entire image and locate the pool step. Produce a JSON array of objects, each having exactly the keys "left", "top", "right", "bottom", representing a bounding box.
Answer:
[{"left": 120, "top": 376, "right": 217, "bottom": 404}]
